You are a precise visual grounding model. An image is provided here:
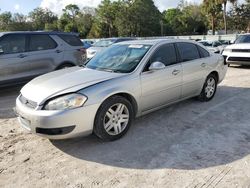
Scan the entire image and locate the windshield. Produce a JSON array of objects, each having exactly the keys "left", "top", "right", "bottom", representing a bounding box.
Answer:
[
  {"left": 235, "top": 35, "right": 250, "bottom": 44},
  {"left": 93, "top": 39, "right": 115, "bottom": 47},
  {"left": 86, "top": 44, "right": 152, "bottom": 73},
  {"left": 199, "top": 41, "right": 212, "bottom": 47}
]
